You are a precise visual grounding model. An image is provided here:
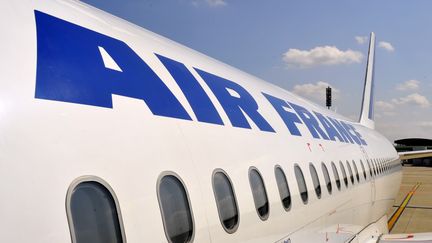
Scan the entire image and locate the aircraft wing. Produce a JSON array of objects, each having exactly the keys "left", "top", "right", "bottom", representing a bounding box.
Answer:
[
  {"left": 398, "top": 150, "right": 432, "bottom": 160},
  {"left": 379, "top": 232, "right": 432, "bottom": 242}
]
